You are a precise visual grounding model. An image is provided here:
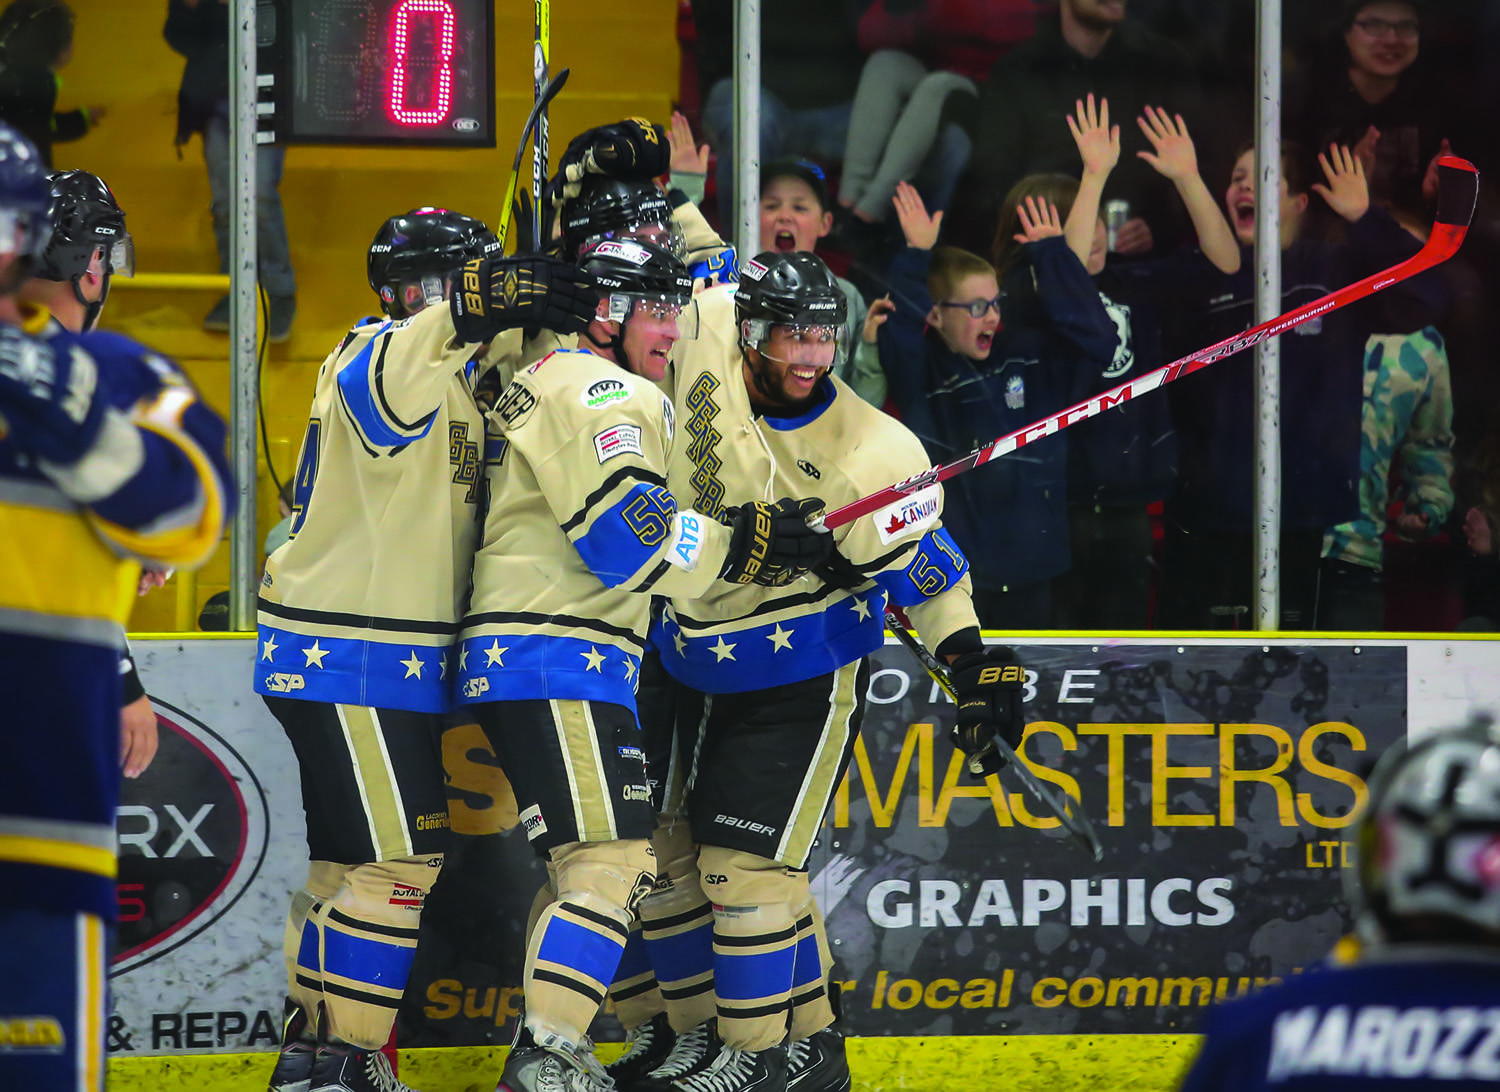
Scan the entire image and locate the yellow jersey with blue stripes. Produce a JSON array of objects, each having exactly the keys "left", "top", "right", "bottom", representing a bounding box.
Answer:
[
  {"left": 654, "top": 285, "right": 978, "bottom": 694},
  {"left": 456, "top": 348, "right": 733, "bottom": 711},
  {"left": 0, "top": 308, "right": 232, "bottom": 920}
]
